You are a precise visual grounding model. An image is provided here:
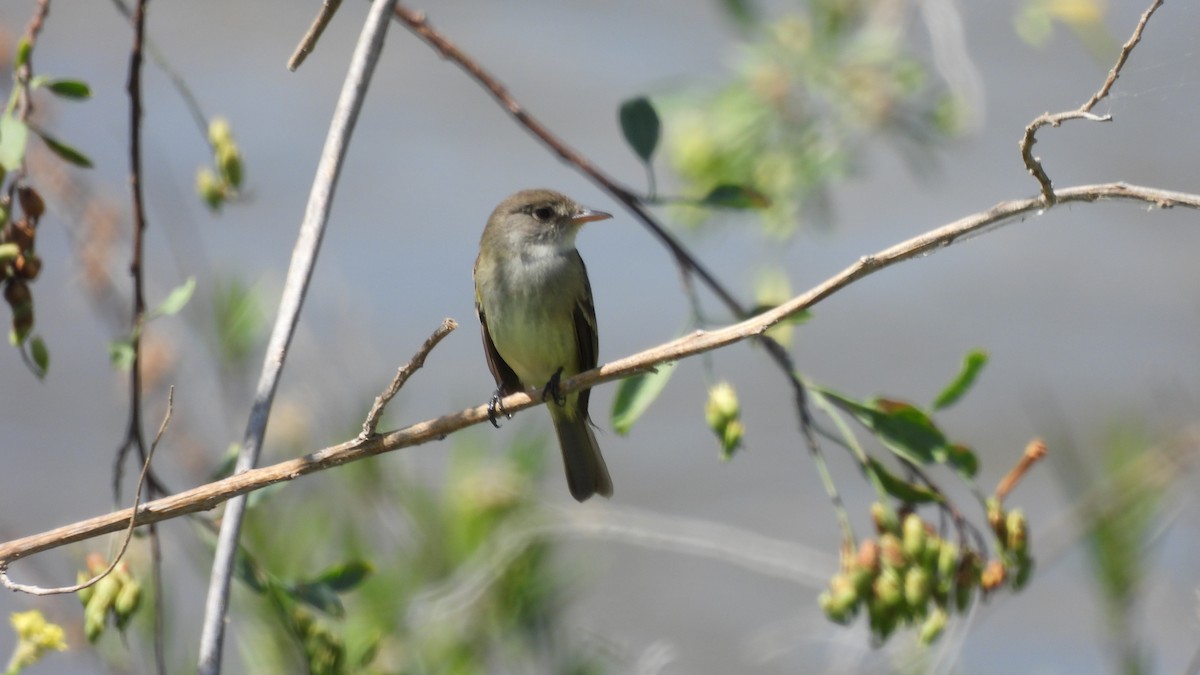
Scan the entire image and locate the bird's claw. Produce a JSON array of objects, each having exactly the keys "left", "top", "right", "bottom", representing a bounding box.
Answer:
[
  {"left": 487, "top": 391, "right": 510, "bottom": 428},
  {"left": 541, "top": 368, "right": 567, "bottom": 406}
]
